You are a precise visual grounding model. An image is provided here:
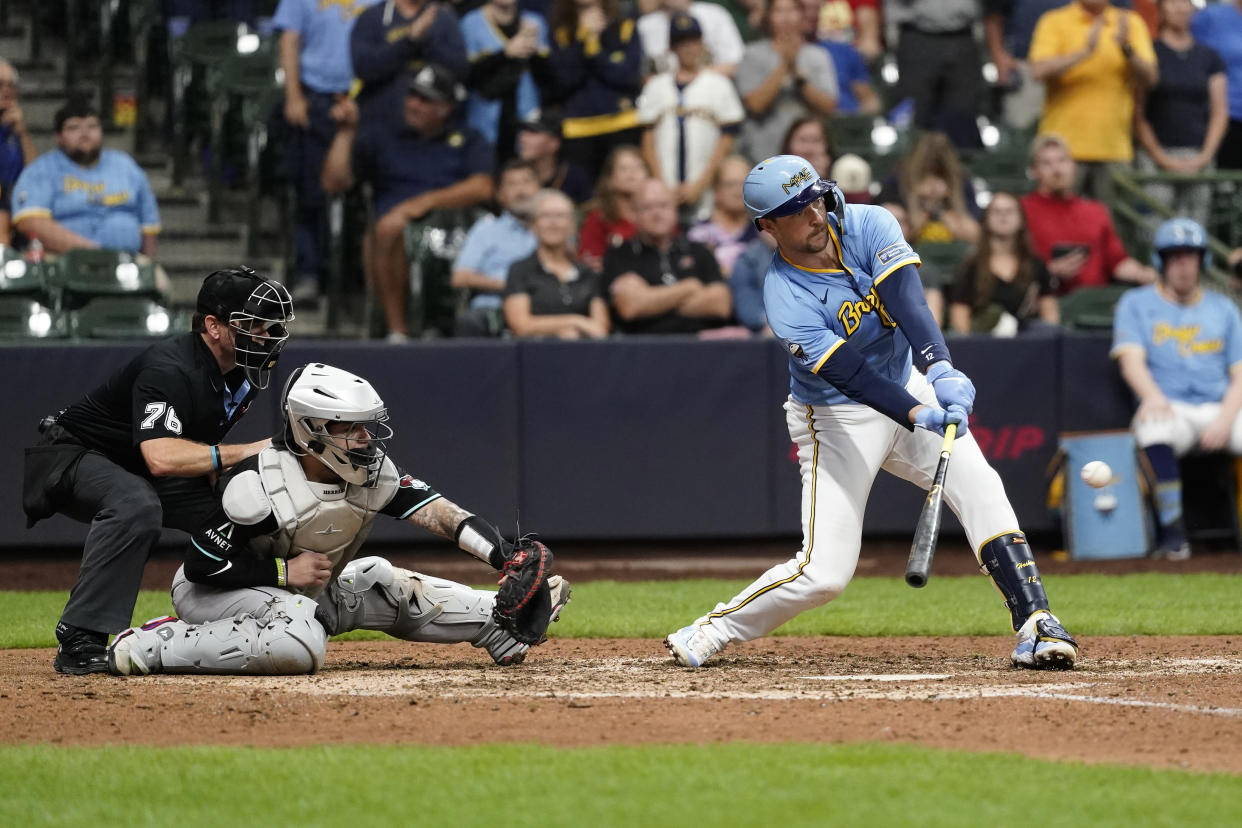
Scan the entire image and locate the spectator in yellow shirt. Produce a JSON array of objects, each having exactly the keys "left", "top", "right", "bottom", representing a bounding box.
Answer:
[{"left": 1029, "top": 0, "right": 1157, "bottom": 200}]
